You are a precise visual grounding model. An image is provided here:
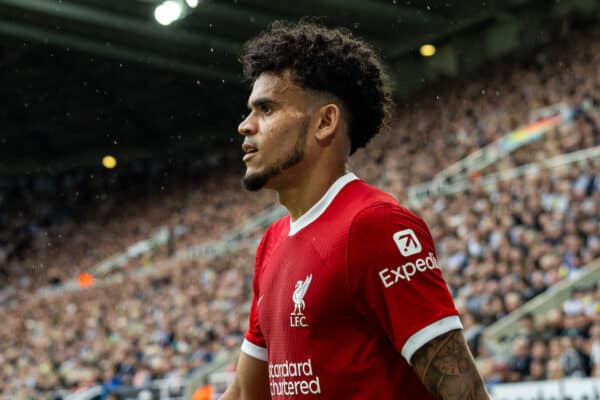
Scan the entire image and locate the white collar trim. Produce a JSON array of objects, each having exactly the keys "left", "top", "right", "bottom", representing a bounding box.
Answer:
[{"left": 288, "top": 172, "right": 358, "bottom": 236}]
